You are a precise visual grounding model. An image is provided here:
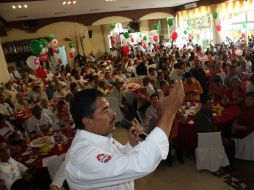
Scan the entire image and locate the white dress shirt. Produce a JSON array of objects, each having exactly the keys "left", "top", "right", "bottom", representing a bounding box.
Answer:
[
  {"left": 0, "top": 158, "right": 27, "bottom": 190},
  {"left": 65, "top": 127, "right": 168, "bottom": 190}
]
